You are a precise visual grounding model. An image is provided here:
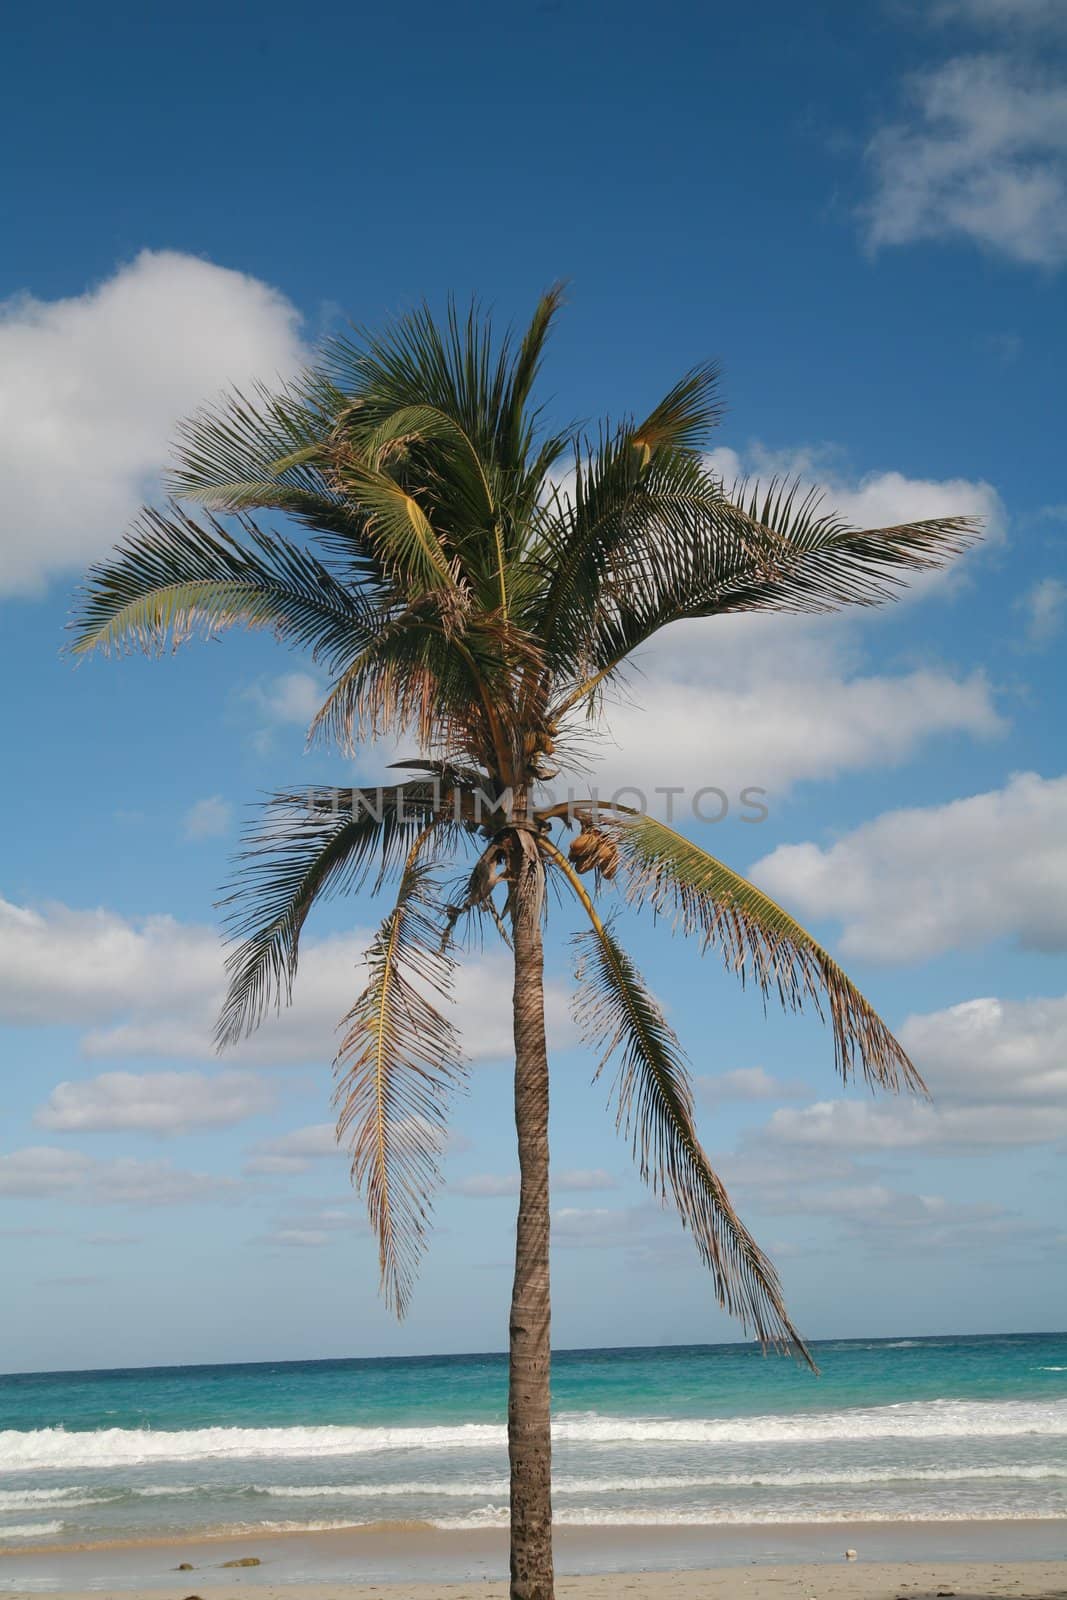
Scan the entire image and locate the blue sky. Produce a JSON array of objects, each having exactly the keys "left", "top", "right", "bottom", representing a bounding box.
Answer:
[{"left": 1, "top": 0, "right": 1065, "bottom": 1374}]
